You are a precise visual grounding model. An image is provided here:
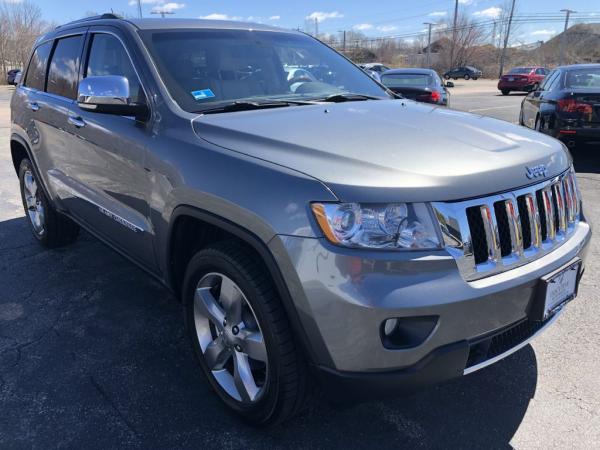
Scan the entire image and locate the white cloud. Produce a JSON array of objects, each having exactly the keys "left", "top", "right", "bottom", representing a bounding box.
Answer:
[
  {"left": 530, "top": 29, "right": 558, "bottom": 36},
  {"left": 458, "top": 0, "right": 475, "bottom": 4},
  {"left": 199, "top": 13, "right": 242, "bottom": 21},
  {"left": 305, "top": 11, "right": 343, "bottom": 22},
  {"left": 151, "top": 2, "right": 185, "bottom": 13},
  {"left": 353, "top": 23, "right": 373, "bottom": 31},
  {"left": 268, "top": 15, "right": 281, "bottom": 21},
  {"left": 377, "top": 25, "right": 397, "bottom": 32},
  {"left": 429, "top": 11, "right": 447, "bottom": 17},
  {"left": 473, "top": 7, "right": 502, "bottom": 19}
]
